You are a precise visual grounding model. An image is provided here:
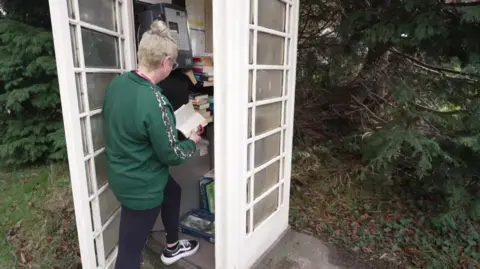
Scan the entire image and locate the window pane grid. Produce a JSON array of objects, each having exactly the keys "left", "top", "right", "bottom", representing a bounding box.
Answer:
[
  {"left": 74, "top": 68, "right": 125, "bottom": 73},
  {"left": 249, "top": 25, "right": 291, "bottom": 39},
  {"left": 246, "top": 0, "right": 291, "bottom": 235},
  {"left": 246, "top": 181, "right": 281, "bottom": 211},
  {"left": 80, "top": 108, "right": 103, "bottom": 118},
  {"left": 248, "top": 65, "right": 289, "bottom": 70},
  {"left": 93, "top": 207, "right": 121, "bottom": 238},
  {"left": 248, "top": 96, "right": 287, "bottom": 107},
  {"left": 68, "top": 19, "right": 125, "bottom": 40},
  {"left": 253, "top": 187, "right": 279, "bottom": 230},
  {"left": 89, "top": 180, "right": 110, "bottom": 202},
  {"left": 69, "top": 0, "right": 125, "bottom": 266},
  {"left": 247, "top": 153, "right": 286, "bottom": 184},
  {"left": 84, "top": 147, "right": 106, "bottom": 162}
]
